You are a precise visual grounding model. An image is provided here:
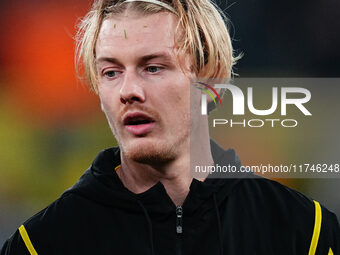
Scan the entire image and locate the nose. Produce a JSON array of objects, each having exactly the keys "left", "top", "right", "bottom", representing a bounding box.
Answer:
[{"left": 119, "top": 70, "right": 146, "bottom": 104}]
